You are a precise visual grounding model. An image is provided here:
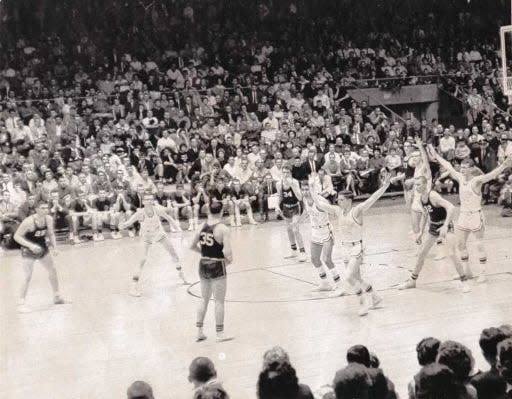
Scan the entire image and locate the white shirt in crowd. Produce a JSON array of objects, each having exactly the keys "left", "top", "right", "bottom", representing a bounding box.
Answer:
[
  {"left": 439, "top": 135, "right": 456, "bottom": 153},
  {"left": 234, "top": 166, "right": 254, "bottom": 185},
  {"left": 262, "top": 116, "right": 279, "bottom": 130}
]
